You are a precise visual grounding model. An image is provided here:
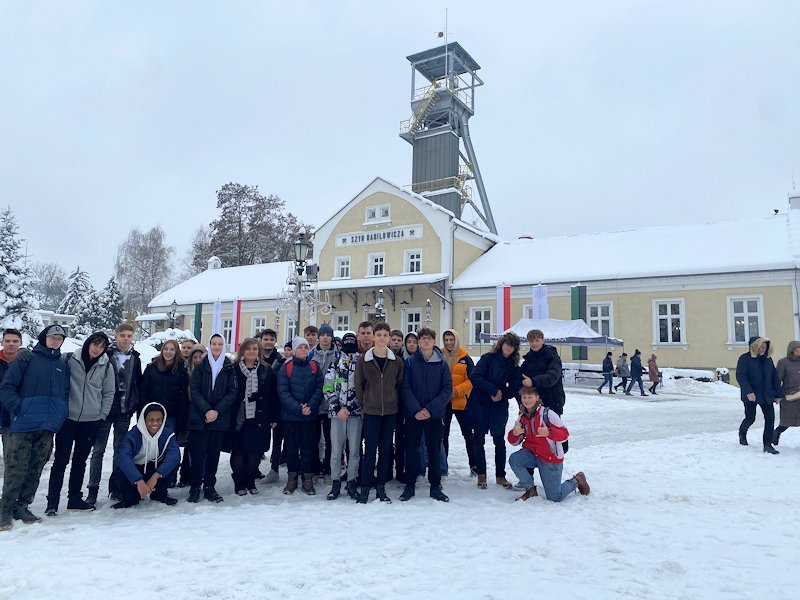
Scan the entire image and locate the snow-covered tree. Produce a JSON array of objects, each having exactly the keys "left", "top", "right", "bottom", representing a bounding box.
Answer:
[
  {"left": 58, "top": 266, "right": 92, "bottom": 315},
  {"left": 70, "top": 287, "right": 102, "bottom": 337},
  {"left": 0, "top": 207, "right": 44, "bottom": 337},
  {"left": 98, "top": 276, "right": 124, "bottom": 330}
]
